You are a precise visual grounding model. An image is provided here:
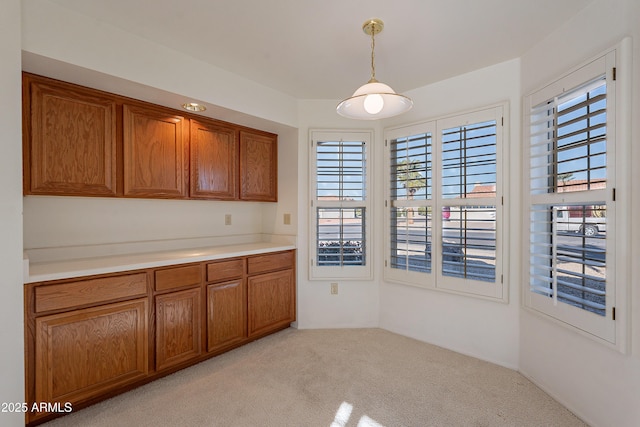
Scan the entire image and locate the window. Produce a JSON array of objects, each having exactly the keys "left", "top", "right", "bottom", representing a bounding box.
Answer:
[
  {"left": 385, "top": 106, "right": 505, "bottom": 300},
  {"left": 524, "top": 49, "right": 620, "bottom": 344},
  {"left": 310, "top": 130, "right": 372, "bottom": 280},
  {"left": 440, "top": 119, "right": 498, "bottom": 285},
  {"left": 389, "top": 128, "right": 433, "bottom": 275}
]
